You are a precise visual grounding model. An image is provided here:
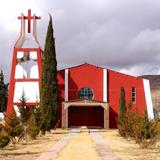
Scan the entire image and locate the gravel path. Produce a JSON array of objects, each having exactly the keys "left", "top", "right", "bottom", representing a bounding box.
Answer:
[
  {"left": 56, "top": 129, "right": 101, "bottom": 160},
  {"left": 36, "top": 128, "right": 119, "bottom": 160}
]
